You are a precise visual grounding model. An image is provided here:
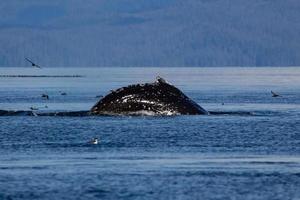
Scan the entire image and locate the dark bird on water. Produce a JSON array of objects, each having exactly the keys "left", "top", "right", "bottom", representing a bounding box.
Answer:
[
  {"left": 30, "top": 106, "right": 39, "bottom": 111},
  {"left": 25, "top": 58, "right": 41, "bottom": 68},
  {"left": 41, "top": 94, "right": 49, "bottom": 100},
  {"left": 60, "top": 92, "right": 67, "bottom": 96},
  {"left": 271, "top": 91, "right": 281, "bottom": 97}
]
